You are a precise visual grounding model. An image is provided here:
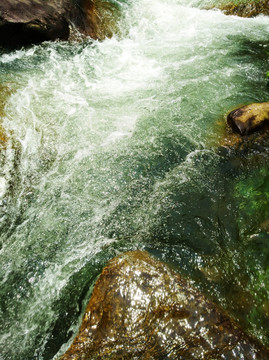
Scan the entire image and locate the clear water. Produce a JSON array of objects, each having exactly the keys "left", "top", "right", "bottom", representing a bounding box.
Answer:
[{"left": 0, "top": 0, "right": 269, "bottom": 359}]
